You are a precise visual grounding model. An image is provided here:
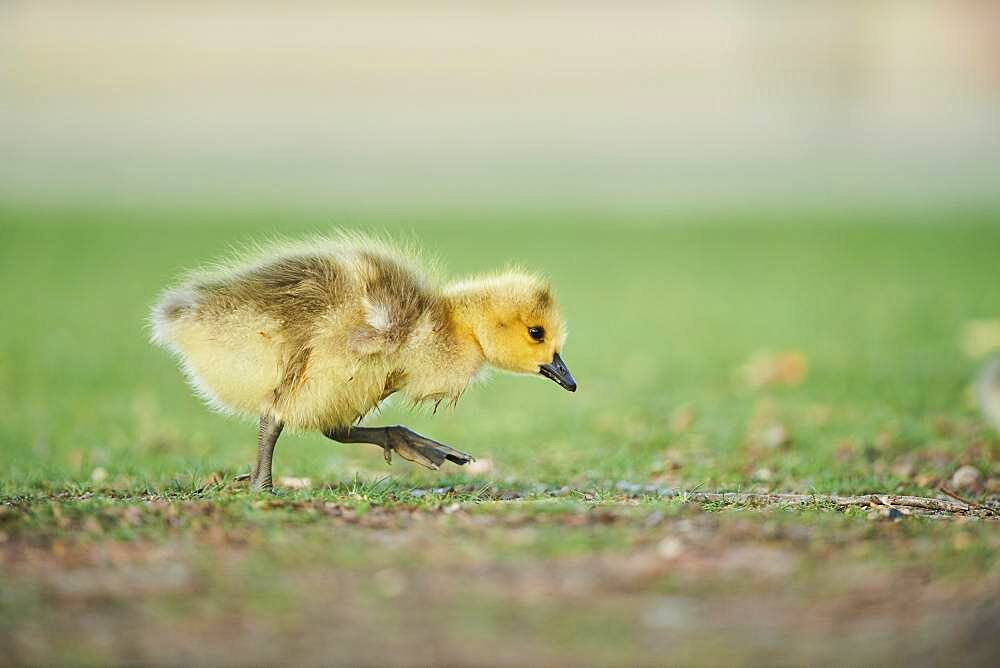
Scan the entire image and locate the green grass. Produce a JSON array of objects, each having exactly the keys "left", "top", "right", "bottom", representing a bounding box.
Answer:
[
  {"left": 1, "top": 203, "right": 998, "bottom": 664},
  {"left": 1, "top": 204, "right": 997, "bottom": 495}
]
